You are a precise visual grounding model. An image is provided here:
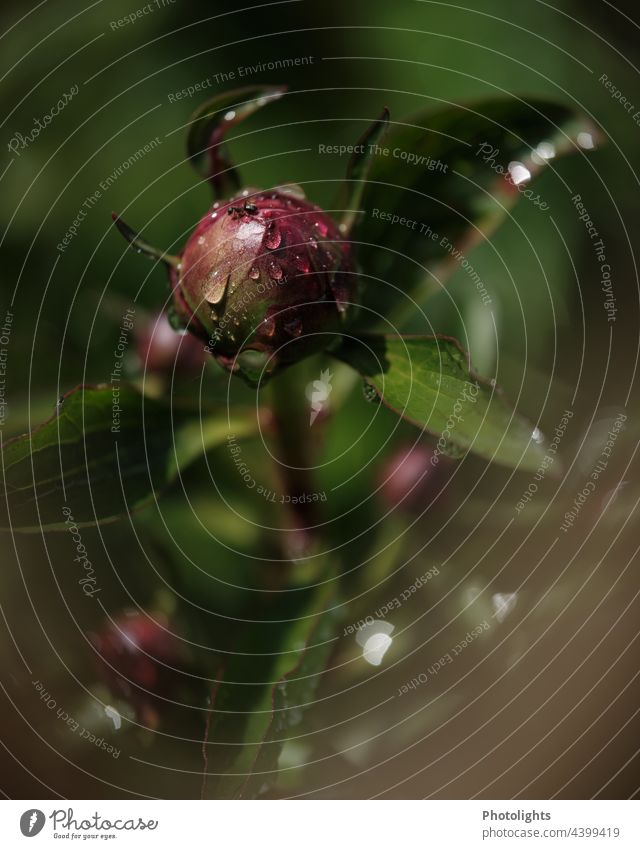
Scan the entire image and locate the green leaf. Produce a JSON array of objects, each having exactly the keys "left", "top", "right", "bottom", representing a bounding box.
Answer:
[
  {"left": 0, "top": 383, "right": 257, "bottom": 532},
  {"left": 186, "top": 85, "right": 287, "bottom": 197},
  {"left": 333, "top": 335, "right": 547, "bottom": 472},
  {"left": 201, "top": 580, "right": 339, "bottom": 799},
  {"left": 335, "top": 106, "right": 390, "bottom": 234},
  {"left": 352, "top": 98, "right": 599, "bottom": 320}
]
